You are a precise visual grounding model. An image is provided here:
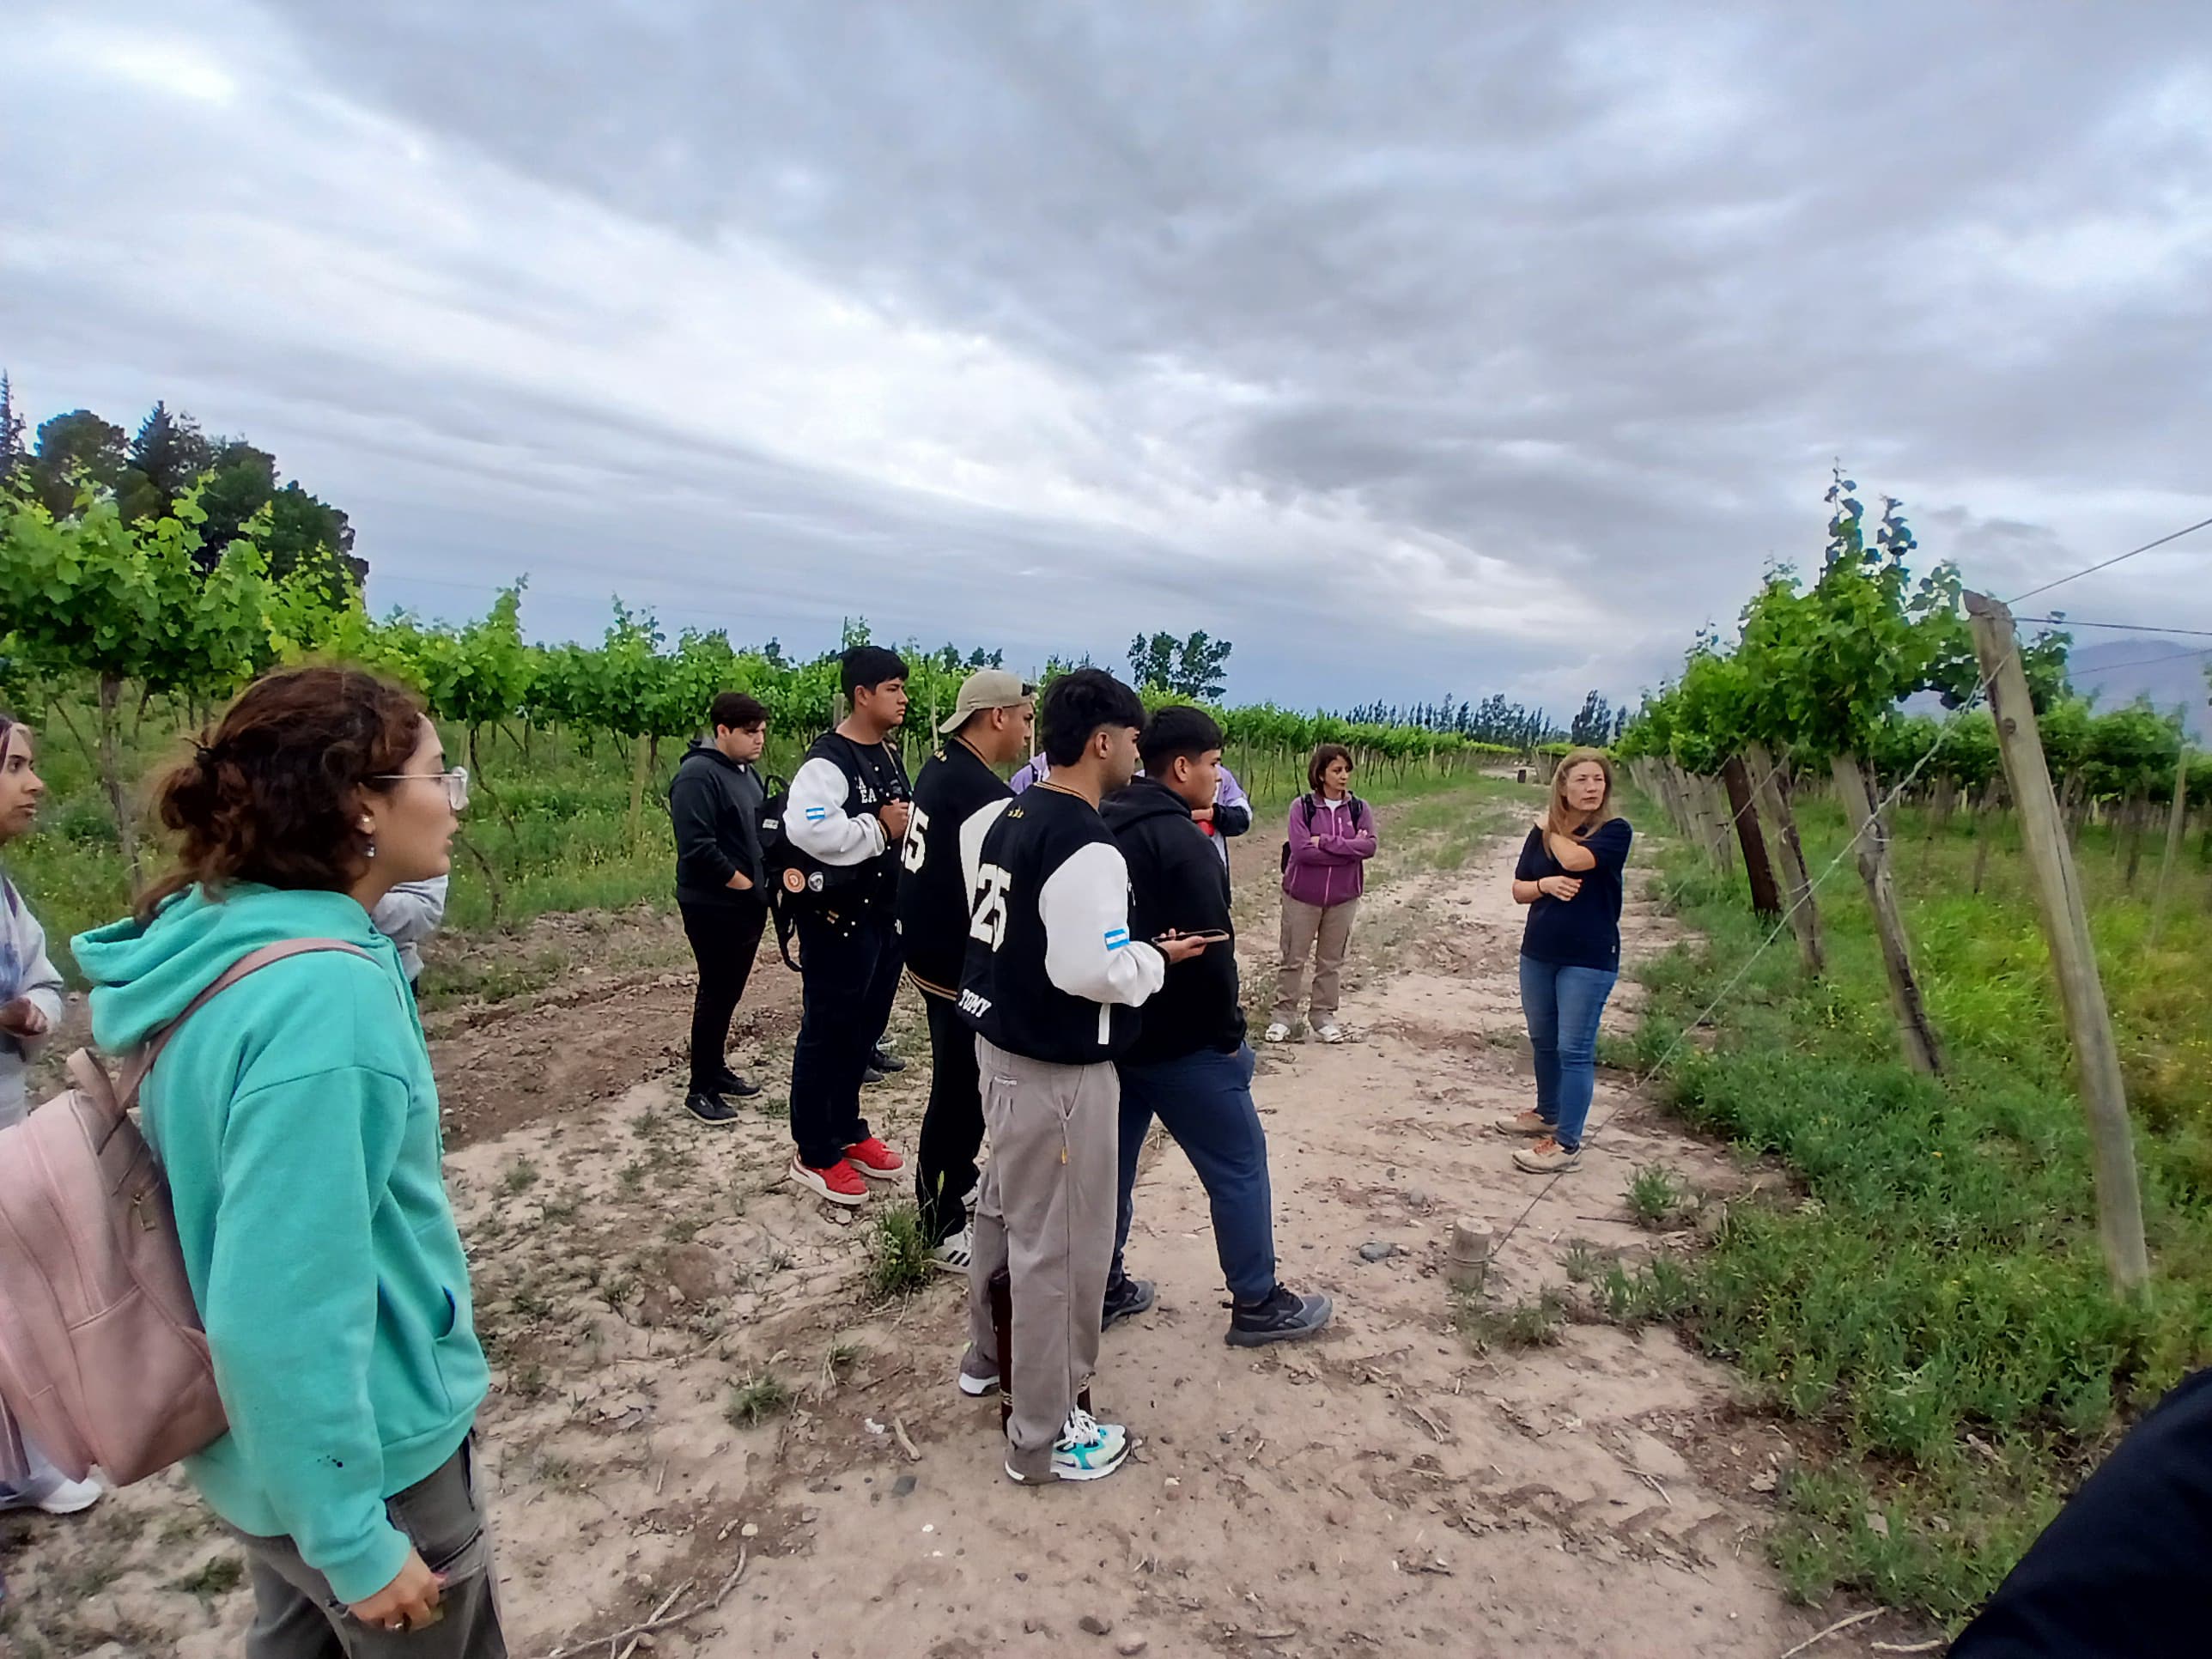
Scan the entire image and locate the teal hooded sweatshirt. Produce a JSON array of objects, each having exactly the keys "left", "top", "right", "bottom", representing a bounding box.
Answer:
[{"left": 74, "top": 884, "right": 488, "bottom": 1605}]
